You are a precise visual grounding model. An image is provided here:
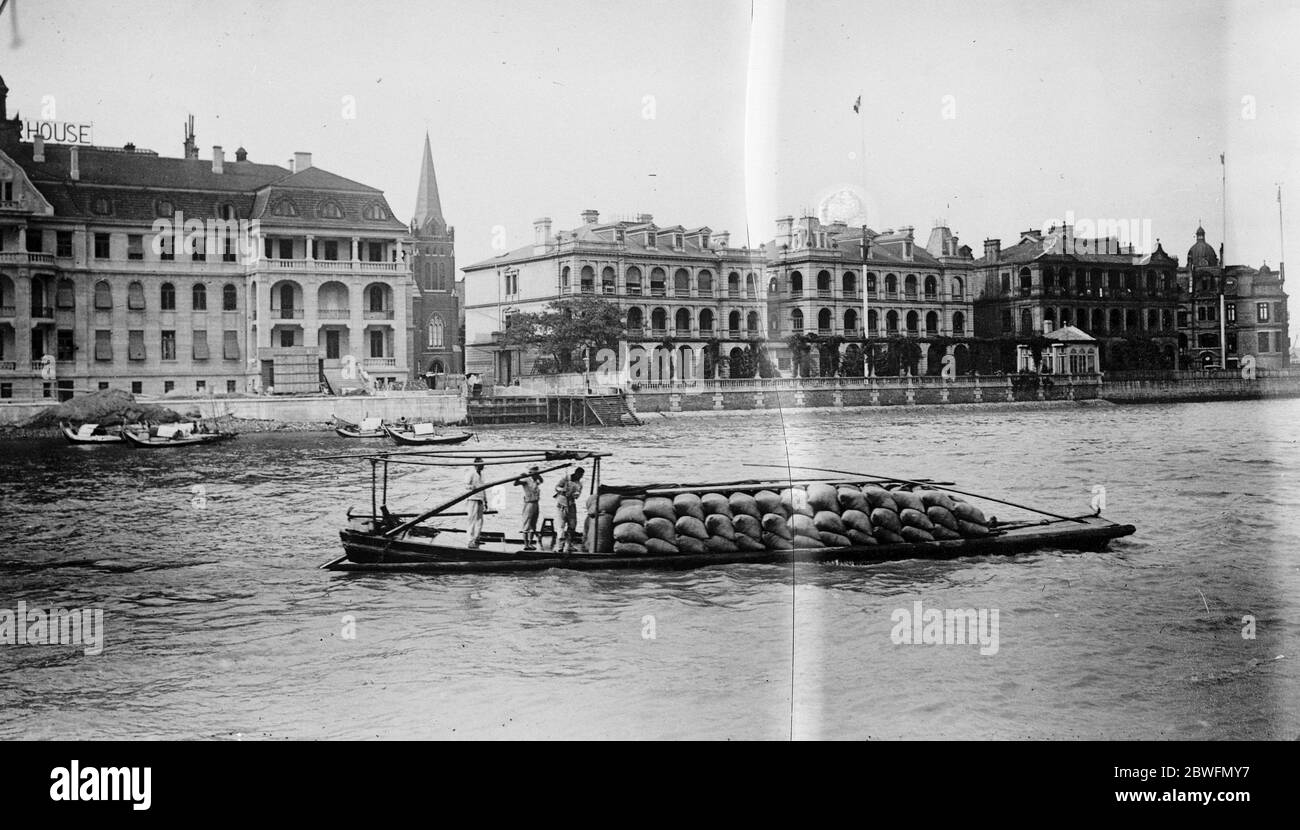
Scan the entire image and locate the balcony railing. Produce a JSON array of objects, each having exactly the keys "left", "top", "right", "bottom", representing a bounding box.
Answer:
[
  {"left": 627, "top": 327, "right": 645, "bottom": 338},
  {"left": 363, "top": 357, "right": 397, "bottom": 367},
  {"left": 650, "top": 328, "right": 667, "bottom": 338},
  {"left": 924, "top": 292, "right": 937, "bottom": 301},
  {"left": 817, "top": 289, "right": 833, "bottom": 298},
  {"left": 699, "top": 288, "right": 714, "bottom": 298},
  {"left": 627, "top": 284, "right": 643, "bottom": 295},
  {"left": 602, "top": 284, "right": 616, "bottom": 294},
  {"left": 274, "top": 308, "right": 304, "bottom": 319},
  {"left": 0, "top": 305, "right": 14, "bottom": 317},
  {"left": 817, "top": 327, "right": 833, "bottom": 336},
  {"left": 790, "top": 290, "right": 803, "bottom": 299},
  {"left": 0, "top": 361, "right": 15, "bottom": 371},
  {"left": 729, "top": 289, "right": 741, "bottom": 298},
  {"left": 259, "top": 258, "right": 402, "bottom": 273},
  {"left": 30, "top": 361, "right": 46, "bottom": 372},
  {"left": 580, "top": 284, "right": 595, "bottom": 294},
  {"left": 650, "top": 285, "right": 666, "bottom": 296},
  {"left": 318, "top": 309, "right": 351, "bottom": 319},
  {"left": 30, "top": 306, "right": 54, "bottom": 319},
  {"left": 363, "top": 309, "right": 395, "bottom": 320},
  {"left": 0, "top": 252, "right": 55, "bottom": 266},
  {"left": 844, "top": 289, "right": 861, "bottom": 299}
]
